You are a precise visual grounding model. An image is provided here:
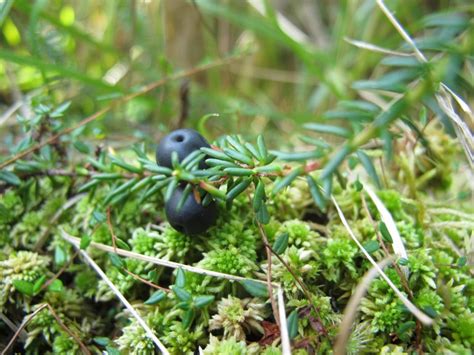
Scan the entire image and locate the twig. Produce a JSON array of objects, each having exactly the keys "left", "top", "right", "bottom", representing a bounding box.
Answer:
[
  {"left": 106, "top": 207, "right": 118, "bottom": 252},
  {"left": 1, "top": 304, "right": 48, "bottom": 355},
  {"left": 122, "top": 268, "right": 170, "bottom": 292},
  {"left": 334, "top": 257, "right": 393, "bottom": 355},
  {"left": 1, "top": 304, "right": 90, "bottom": 355},
  {"left": 40, "top": 250, "right": 79, "bottom": 292},
  {"left": 262, "top": 241, "right": 328, "bottom": 337},
  {"left": 0, "top": 313, "right": 27, "bottom": 342},
  {"left": 0, "top": 54, "right": 244, "bottom": 170},
  {"left": 106, "top": 208, "right": 169, "bottom": 292},
  {"left": 45, "top": 304, "right": 91, "bottom": 355},
  {"left": 257, "top": 222, "right": 281, "bottom": 328},
  {"left": 66, "top": 239, "right": 169, "bottom": 354}
]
